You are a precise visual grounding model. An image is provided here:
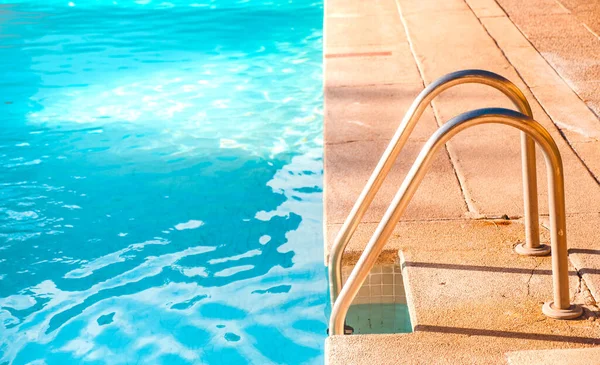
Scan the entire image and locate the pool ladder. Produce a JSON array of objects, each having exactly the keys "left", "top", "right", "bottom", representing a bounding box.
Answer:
[{"left": 328, "top": 70, "right": 583, "bottom": 336}]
